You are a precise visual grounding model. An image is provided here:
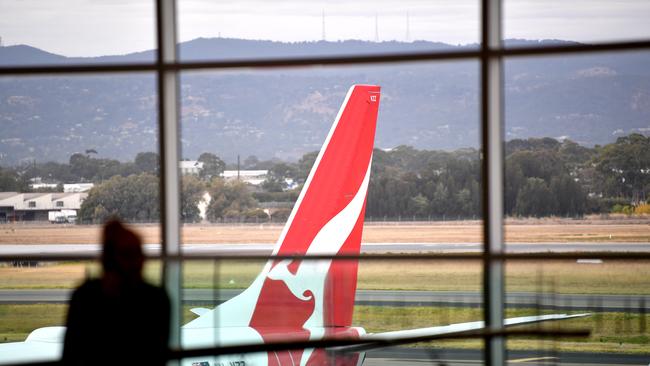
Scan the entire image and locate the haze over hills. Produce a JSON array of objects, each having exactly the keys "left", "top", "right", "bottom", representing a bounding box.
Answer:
[{"left": 1, "top": 38, "right": 649, "bottom": 165}]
